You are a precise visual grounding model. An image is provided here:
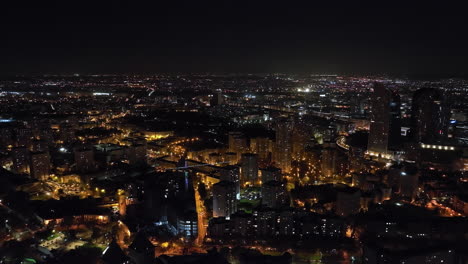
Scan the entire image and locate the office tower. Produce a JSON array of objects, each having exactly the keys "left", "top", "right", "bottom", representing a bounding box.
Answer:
[
  {"left": 261, "top": 180, "right": 288, "bottom": 208},
  {"left": 220, "top": 165, "right": 241, "bottom": 199},
  {"left": 250, "top": 137, "right": 272, "bottom": 161},
  {"left": 228, "top": 132, "right": 248, "bottom": 161},
  {"left": 260, "top": 166, "right": 282, "bottom": 183},
  {"left": 321, "top": 143, "right": 337, "bottom": 178},
  {"left": 335, "top": 187, "right": 361, "bottom": 217},
  {"left": 275, "top": 119, "right": 293, "bottom": 172},
  {"left": 74, "top": 147, "right": 95, "bottom": 173},
  {"left": 212, "top": 181, "right": 237, "bottom": 218},
  {"left": 12, "top": 146, "right": 30, "bottom": 174},
  {"left": 177, "top": 210, "right": 198, "bottom": 239},
  {"left": 388, "top": 90, "right": 402, "bottom": 150},
  {"left": 367, "top": 83, "right": 401, "bottom": 155},
  {"left": 411, "top": 88, "right": 450, "bottom": 144},
  {"left": 30, "top": 151, "right": 50, "bottom": 180},
  {"left": 240, "top": 153, "right": 259, "bottom": 186}
]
